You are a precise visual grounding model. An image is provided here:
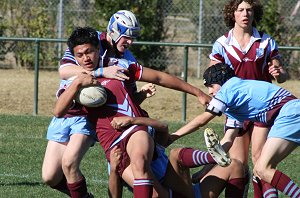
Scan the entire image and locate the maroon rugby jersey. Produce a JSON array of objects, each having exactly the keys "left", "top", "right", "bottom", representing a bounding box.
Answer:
[
  {"left": 210, "top": 28, "right": 280, "bottom": 82},
  {"left": 87, "top": 61, "right": 148, "bottom": 152}
]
